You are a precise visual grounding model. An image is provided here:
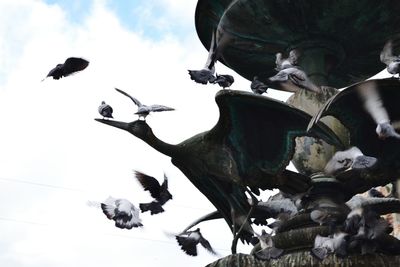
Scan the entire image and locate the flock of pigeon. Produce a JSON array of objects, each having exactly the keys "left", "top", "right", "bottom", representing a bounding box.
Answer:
[{"left": 43, "top": 32, "right": 400, "bottom": 260}]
